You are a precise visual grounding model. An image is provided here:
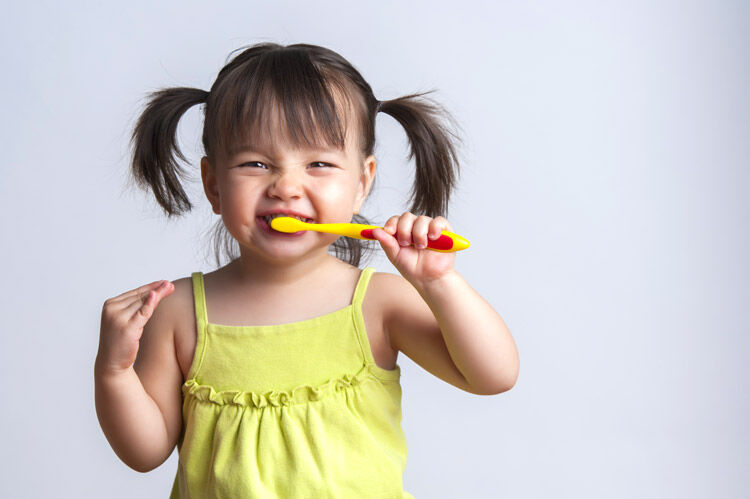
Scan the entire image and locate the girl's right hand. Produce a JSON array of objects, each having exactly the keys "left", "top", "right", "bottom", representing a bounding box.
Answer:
[{"left": 96, "top": 280, "right": 175, "bottom": 377}]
